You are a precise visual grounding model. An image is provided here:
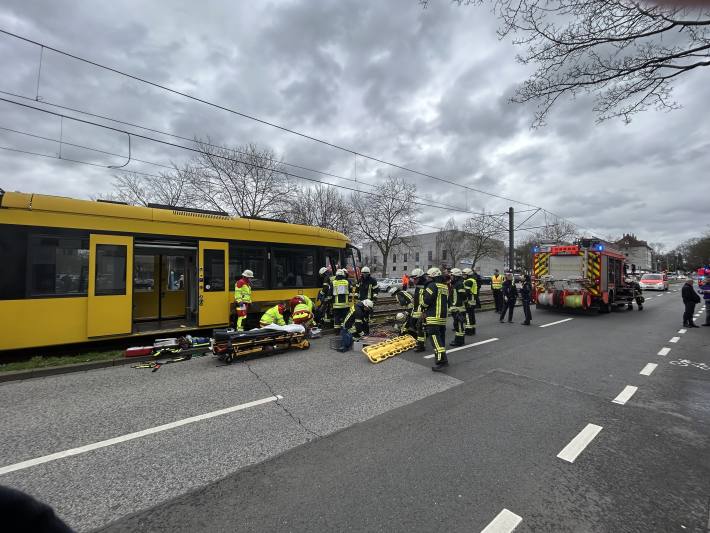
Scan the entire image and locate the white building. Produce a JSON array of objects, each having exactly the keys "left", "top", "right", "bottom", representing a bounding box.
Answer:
[
  {"left": 360, "top": 230, "right": 505, "bottom": 277},
  {"left": 613, "top": 234, "right": 653, "bottom": 271}
]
